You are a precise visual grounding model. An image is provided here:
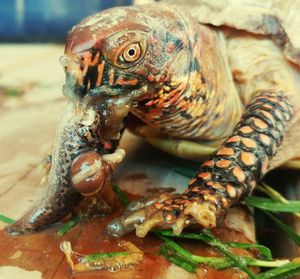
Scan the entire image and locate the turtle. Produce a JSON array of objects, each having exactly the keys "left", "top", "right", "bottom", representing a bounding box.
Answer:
[{"left": 6, "top": 0, "right": 300, "bottom": 237}]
